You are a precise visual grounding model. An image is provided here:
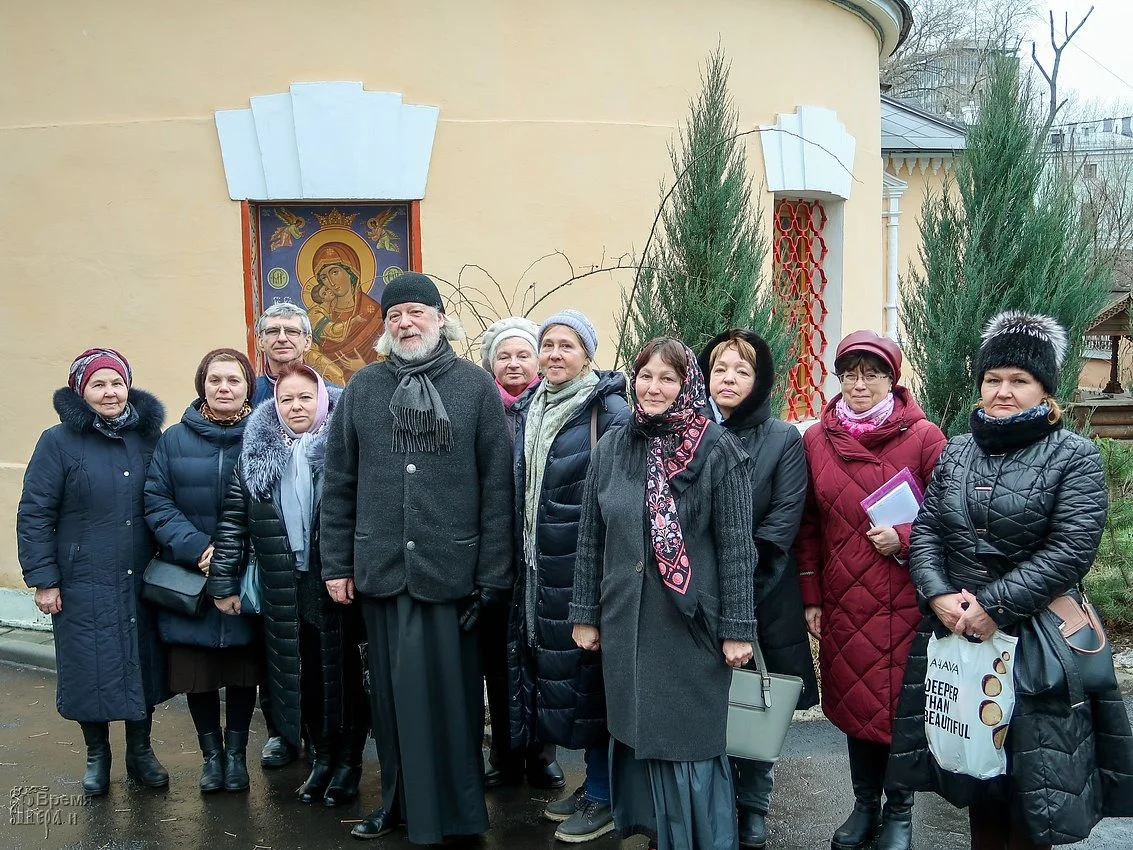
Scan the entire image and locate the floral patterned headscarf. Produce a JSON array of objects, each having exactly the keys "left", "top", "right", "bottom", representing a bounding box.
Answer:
[{"left": 631, "top": 340, "right": 710, "bottom": 617}]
